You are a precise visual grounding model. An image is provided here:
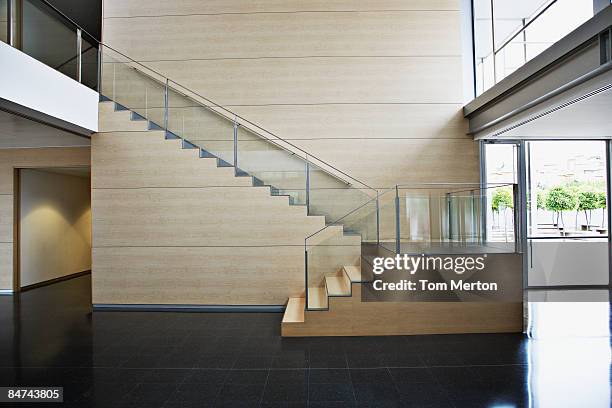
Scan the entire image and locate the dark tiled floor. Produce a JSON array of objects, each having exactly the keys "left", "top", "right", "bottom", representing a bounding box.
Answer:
[{"left": 0, "top": 275, "right": 610, "bottom": 407}]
